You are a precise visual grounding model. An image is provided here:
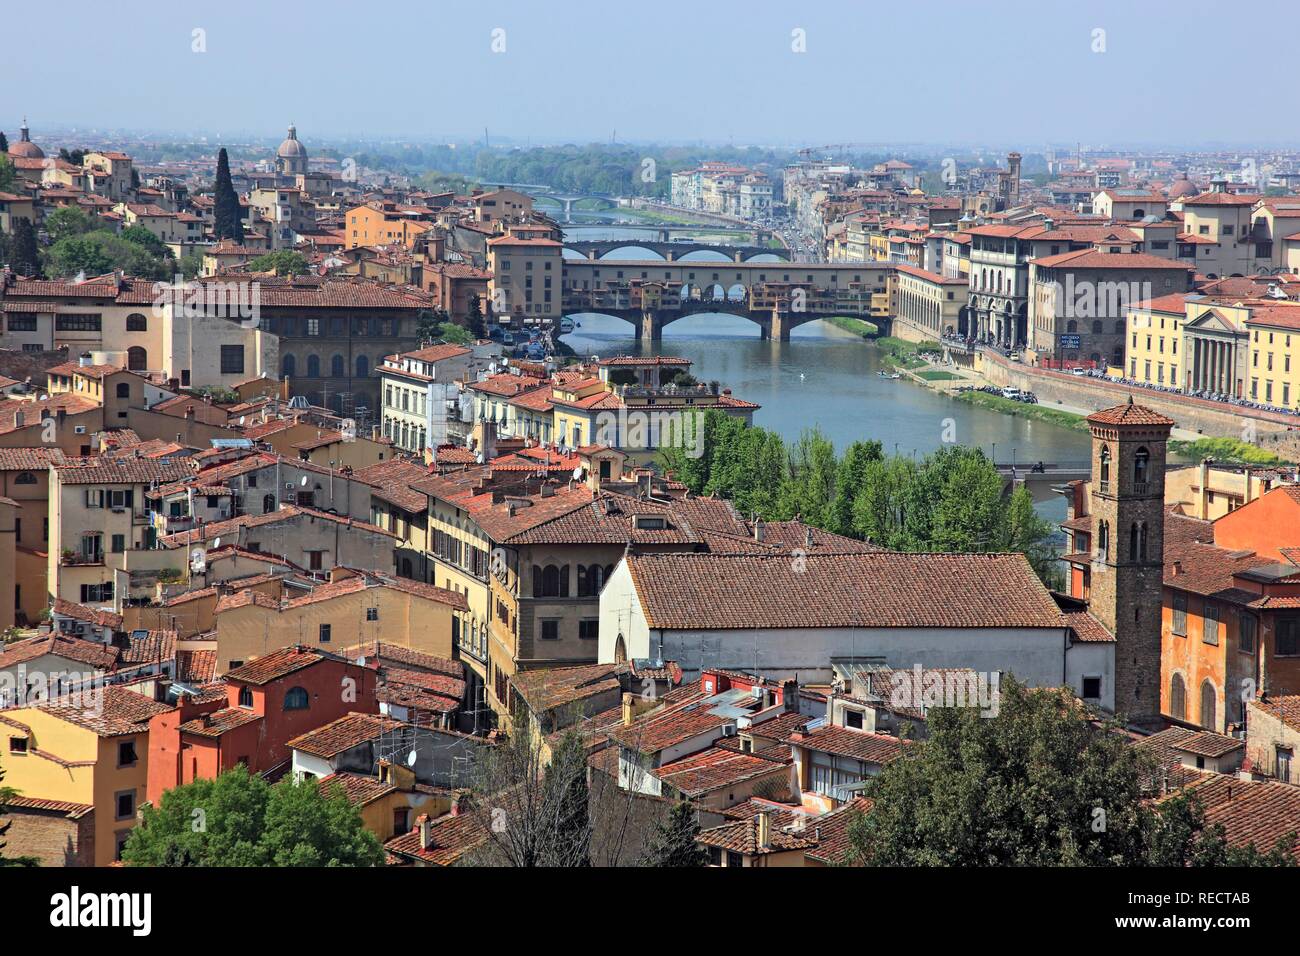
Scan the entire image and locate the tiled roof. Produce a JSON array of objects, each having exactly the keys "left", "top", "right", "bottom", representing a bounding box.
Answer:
[
  {"left": 223, "top": 645, "right": 330, "bottom": 686},
  {"left": 785, "top": 724, "right": 908, "bottom": 765},
  {"left": 36, "top": 685, "right": 172, "bottom": 736},
  {"left": 287, "top": 712, "right": 405, "bottom": 759},
  {"left": 0, "top": 447, "right": 65, "bottom": 470},
  {"left": 1175, "top": 775, "right": 1300, "bottom": 854},
  {"left": 1133, "top": 727, "right": 1203, "bottom": 790},
  {"left": 1251, "top": 694, "right": 1300, "bottom": 733},
  {"left": 178, "top": 707, "right": 262, "bottom": 737},
  {"left": 653, "top": 747, "right": 789, "bottom": 798},
  {"left": 318, "top": 771, "right": 397, "bottom": 807},
  {"left": 0, "top": 634, "right": 118, "bottom": 671},
  {"left": 353, "top": 458, "right": 429, "bottom": 513},
  {"left": 625, "top": 551, "right": 1065, "bottom": 630},
  {"left": 510, "top": 662, "right": 626, "bottom": 715},
  {"left": 51, "top": 598, "right": 123, "bottom": 630},
  {"left": 1176, "top": 730, "right": 1244, "bottom": 759},
  {"left": 53, "top": 458, "right": 193, "bottom": 486},
  {"left": 120, "top": 630, "right": 177, "bottom": 665},
  {"left": 696, "top": 815, "right": 818, "bottom": 855},
  {"left": 176, "top": 649, "right": 218, "bottom": 683},
  {"left": 1086, "top": 401, "right": 1176, "bottom": 428},
  {"left": 158, "top": 504, "right": 394, "bottom": 548},
  {"left": 384, "top": 812, "right": 488, "bottom": 866},
  {"left": 804, "top": 797, "right": 874, "bottom": 864},
  {"left": 1063, "top": 609, "right": 1116, "bottom": 643}
]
